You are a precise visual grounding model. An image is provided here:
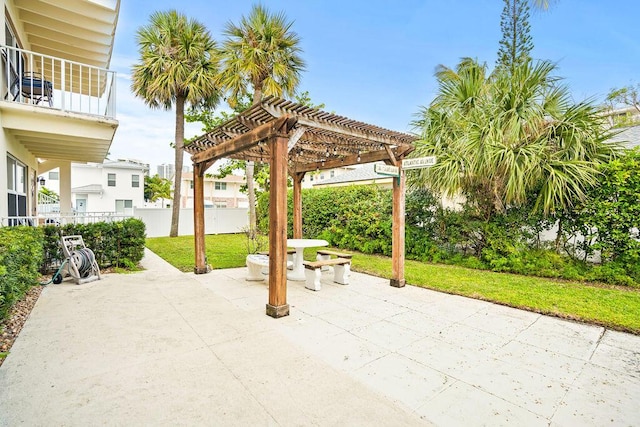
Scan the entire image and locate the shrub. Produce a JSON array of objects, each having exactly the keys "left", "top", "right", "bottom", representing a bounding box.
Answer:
[
  {"left": 256, "top": 183, "right": 639, "bottom": 287},
  {"left": 565, "top": 148, "right": 640, "bottom": 279},
  {"left": 42, "top": 218, "right": 146, "bottom": 271},
  {"left": 0, "top": 227, "right": 43, "bottom": 321}
]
